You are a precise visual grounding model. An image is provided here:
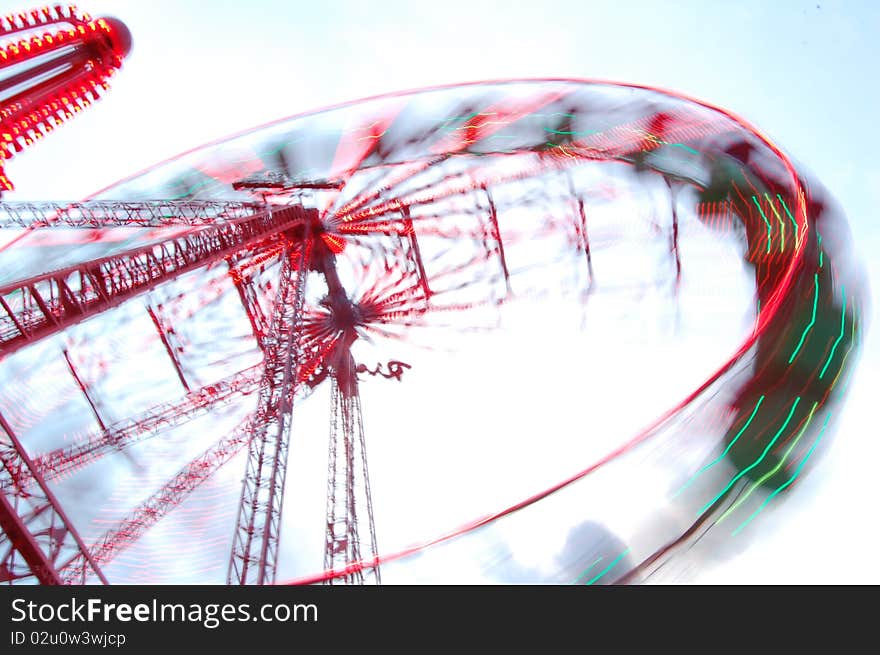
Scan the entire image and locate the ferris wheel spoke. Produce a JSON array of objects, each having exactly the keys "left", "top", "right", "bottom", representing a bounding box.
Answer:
[
  {"left": 319, "top": 109, "right": 405, "bottom": 221},
  {"left": 11, "top": 364, "right": 265, "bottom": 493},
  {"left": 334, "top": 152, "right": 580, "bottom": 234},
  {"left": 328, "top": 88, "right": 569, "bottom": 223},
  {"left": 332, "top": 157, "right": 446, "bottom": 221},
  {"left": 227, "top": 250, "right": 284, "bottom": 350},
  {"left": 427, "top": 88, "right": 571, "bottom": 157},
  {"left": 58, "top": 413, "right": 256, "bottom": 583},
  {"left": 334, "top": 156, "right": 506, "bottom": 226}
]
